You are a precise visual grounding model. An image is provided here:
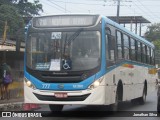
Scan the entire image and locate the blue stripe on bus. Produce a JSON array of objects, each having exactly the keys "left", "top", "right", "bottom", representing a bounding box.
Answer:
[
  {"left": 25, "top": 59, "right": 155, "bottom": 91},
  {"left": 25, "top": 71, "right": 96, "bottom": 91},
  {"left": 106, "top": 60, "right": 155, "bottom": 73}
]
